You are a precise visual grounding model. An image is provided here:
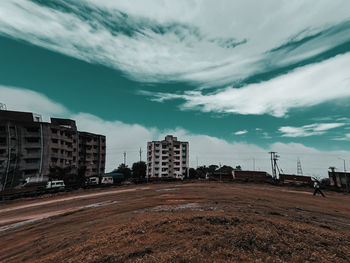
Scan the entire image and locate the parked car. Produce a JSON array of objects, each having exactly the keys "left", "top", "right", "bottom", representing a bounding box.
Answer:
[{"left": 46, "top": 180, "right": 65, "bottom": 190}]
